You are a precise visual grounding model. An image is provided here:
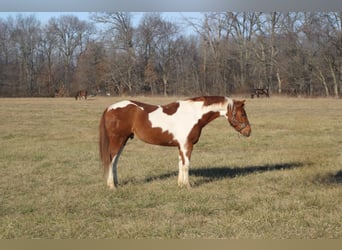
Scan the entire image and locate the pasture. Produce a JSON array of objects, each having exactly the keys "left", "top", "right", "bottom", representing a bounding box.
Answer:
[{"left": 0, "top": 96, "right": 341, "bottom": 239}]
